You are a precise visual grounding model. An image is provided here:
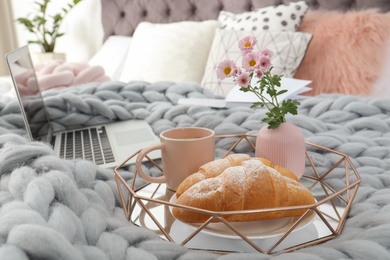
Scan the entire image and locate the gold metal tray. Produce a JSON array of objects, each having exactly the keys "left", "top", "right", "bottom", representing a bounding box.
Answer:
[{"left": 114, "top": 134, "right": 361, "bottom": 255}]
